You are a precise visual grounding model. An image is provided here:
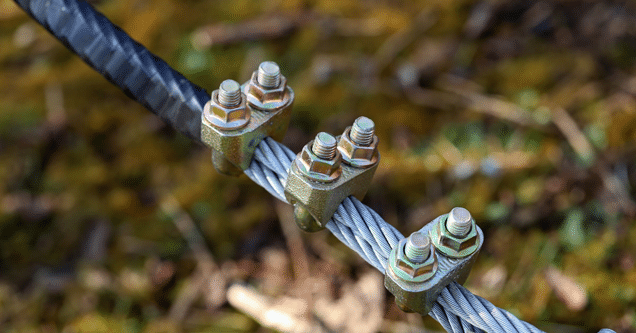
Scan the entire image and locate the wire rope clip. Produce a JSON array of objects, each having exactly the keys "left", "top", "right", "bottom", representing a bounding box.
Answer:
[
  {"left": 284, "top": 117, "right": 380, "bottom": 232},
  {"left": 201, "top": 61, "right": 294, "bottom": 176},
  {"left": 385, "top": 207, "right": 483, "bottom": 315}
]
